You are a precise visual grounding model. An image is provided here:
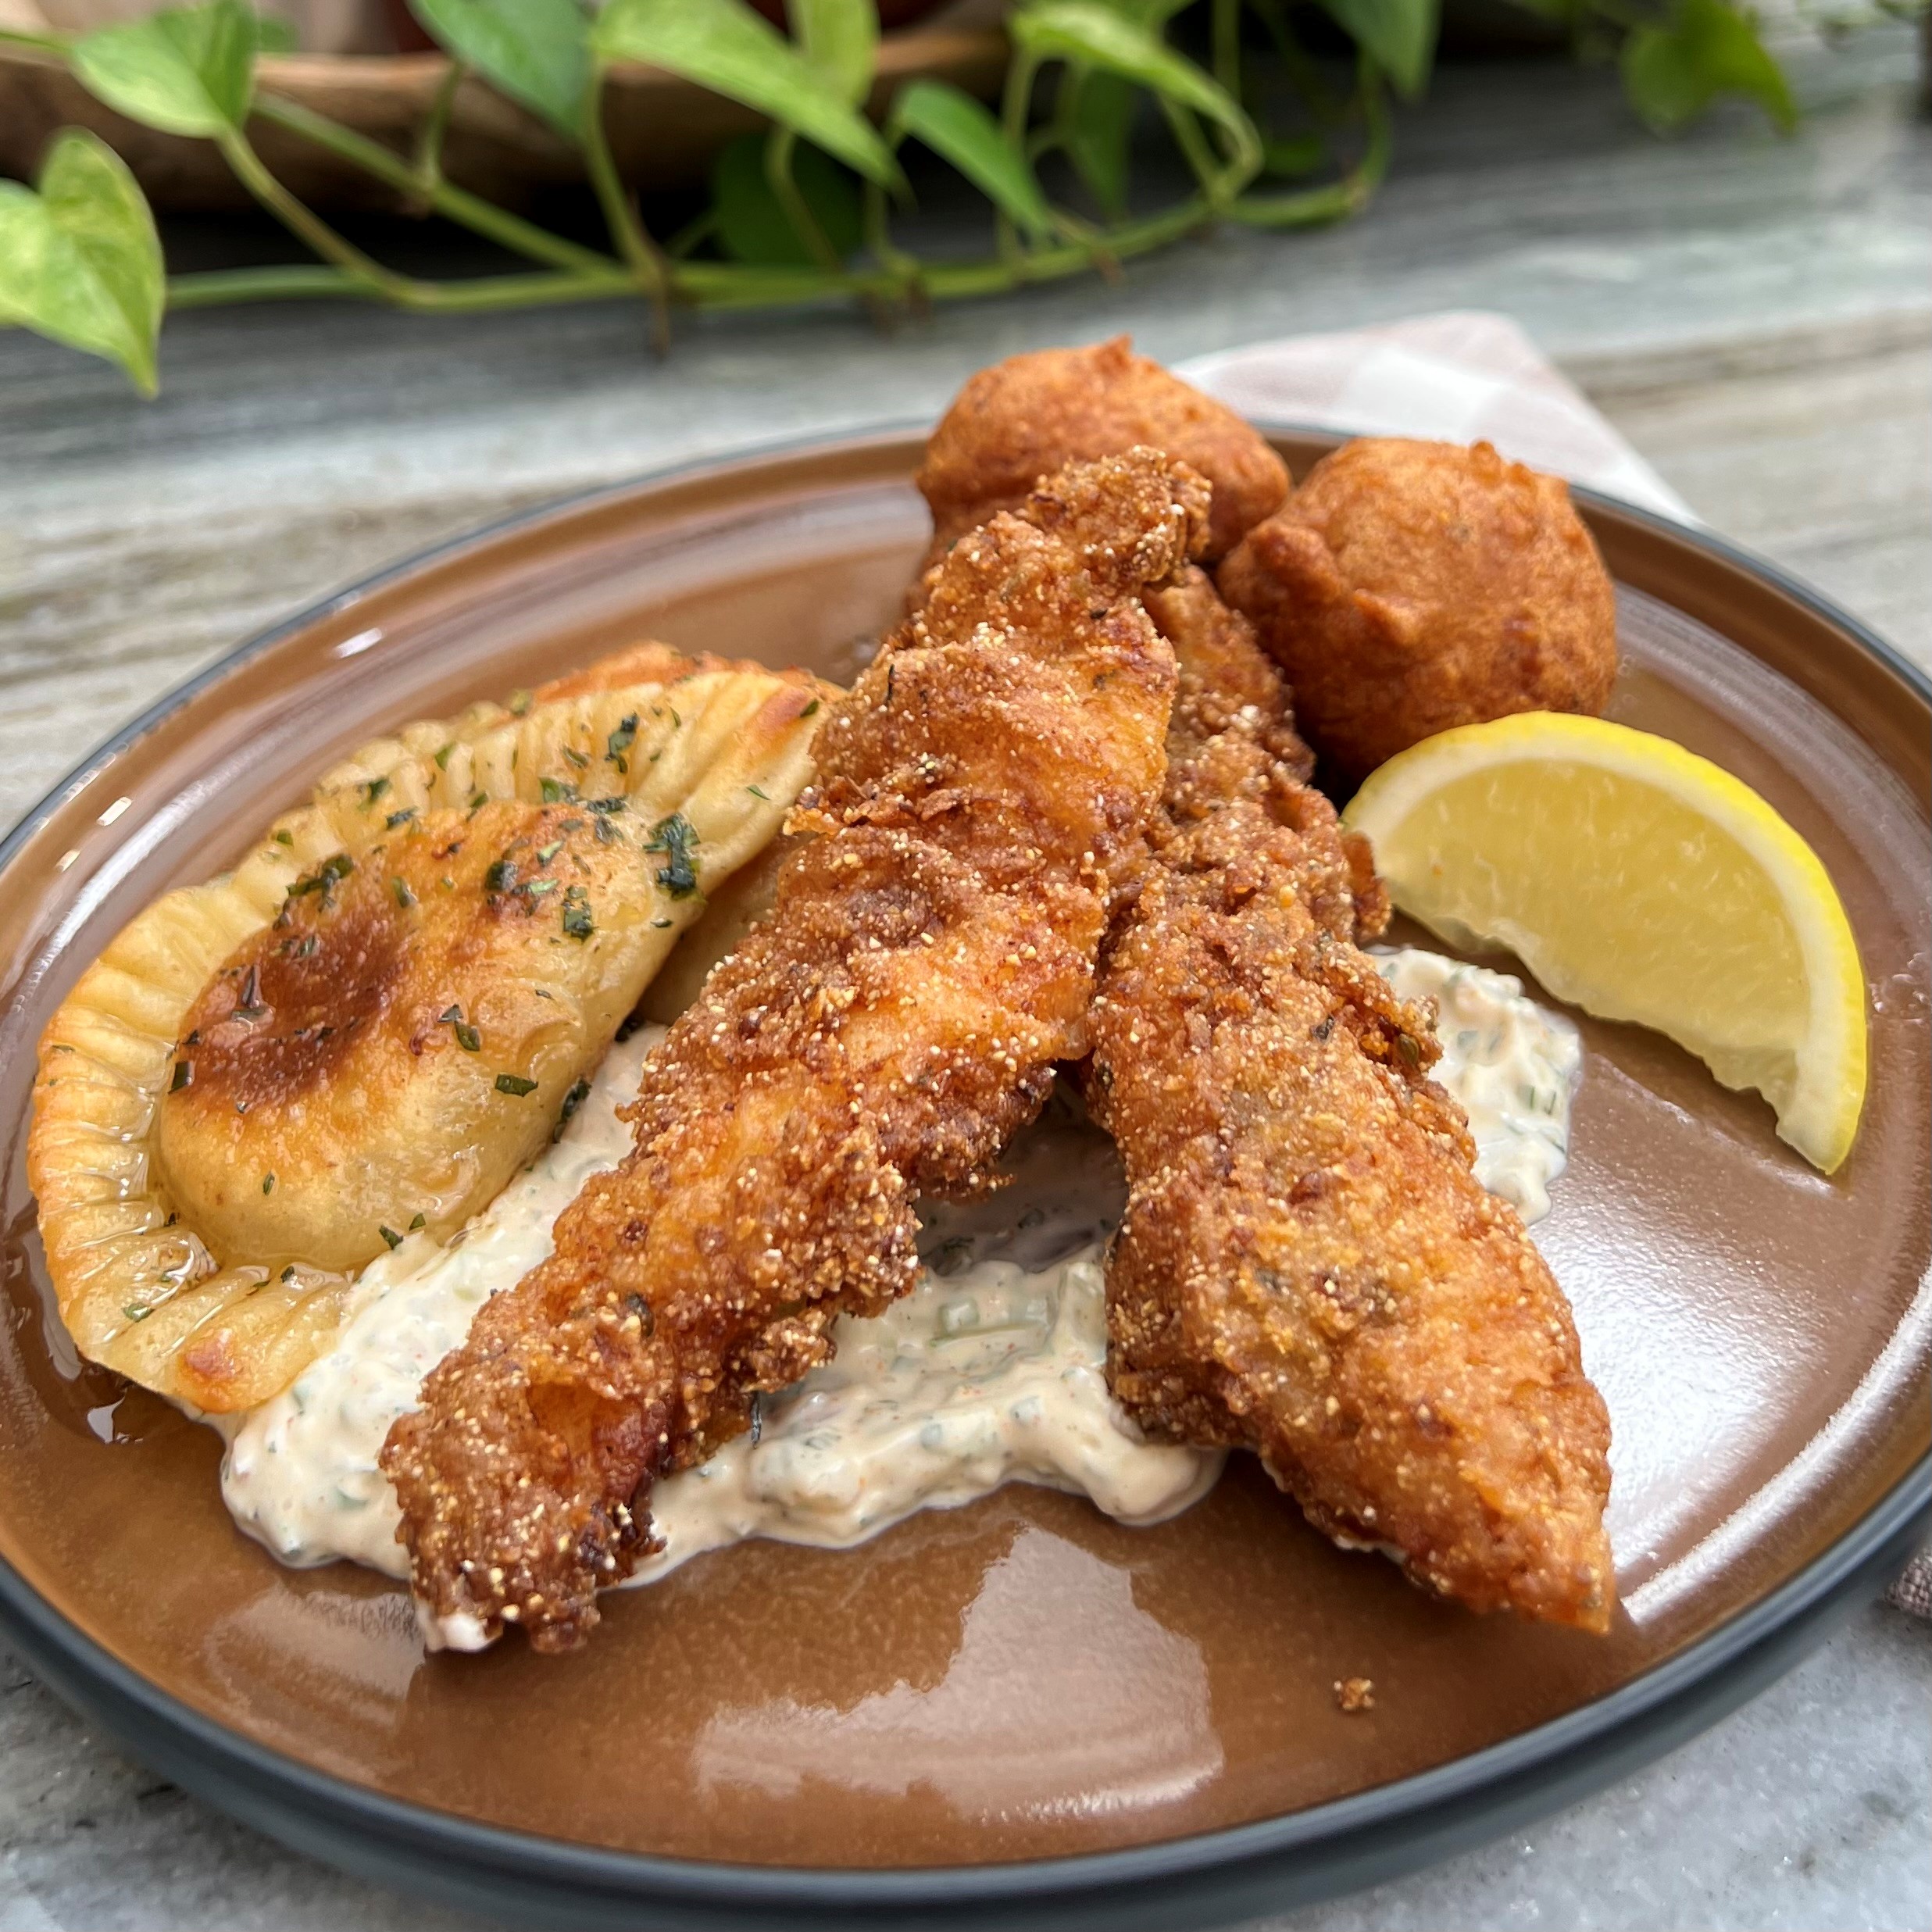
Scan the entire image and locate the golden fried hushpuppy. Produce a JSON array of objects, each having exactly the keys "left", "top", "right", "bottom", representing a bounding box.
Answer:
[
  {"left": 1216, "top": 438, "right": 1618, "bottom": 780},
  {"left": 916, "top": 336, "right": 1289, "bottom": 570}
]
